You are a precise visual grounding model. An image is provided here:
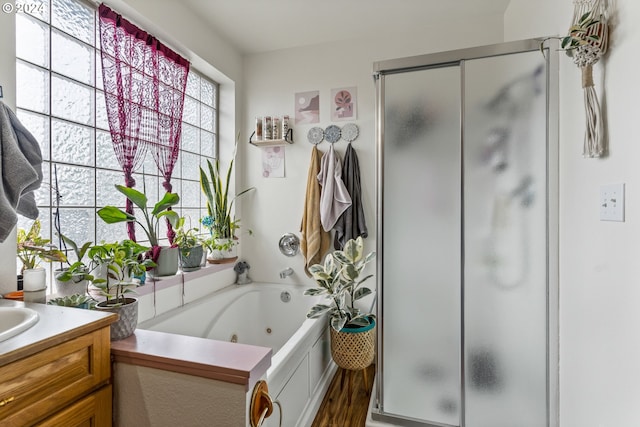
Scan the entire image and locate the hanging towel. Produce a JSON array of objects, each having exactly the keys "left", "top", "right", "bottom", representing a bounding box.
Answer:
[
  {"left": 333, "top": 142, "right": 368, "bottom": 249},
  {"left": 317, "top": 144, "right": 351, "bottom": 232},
  {"left": 0, "top": 101, "right": 43, "bottom": 242},
  {"left": 301, "top": 146, "right": 331, "bottom": 276}
]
